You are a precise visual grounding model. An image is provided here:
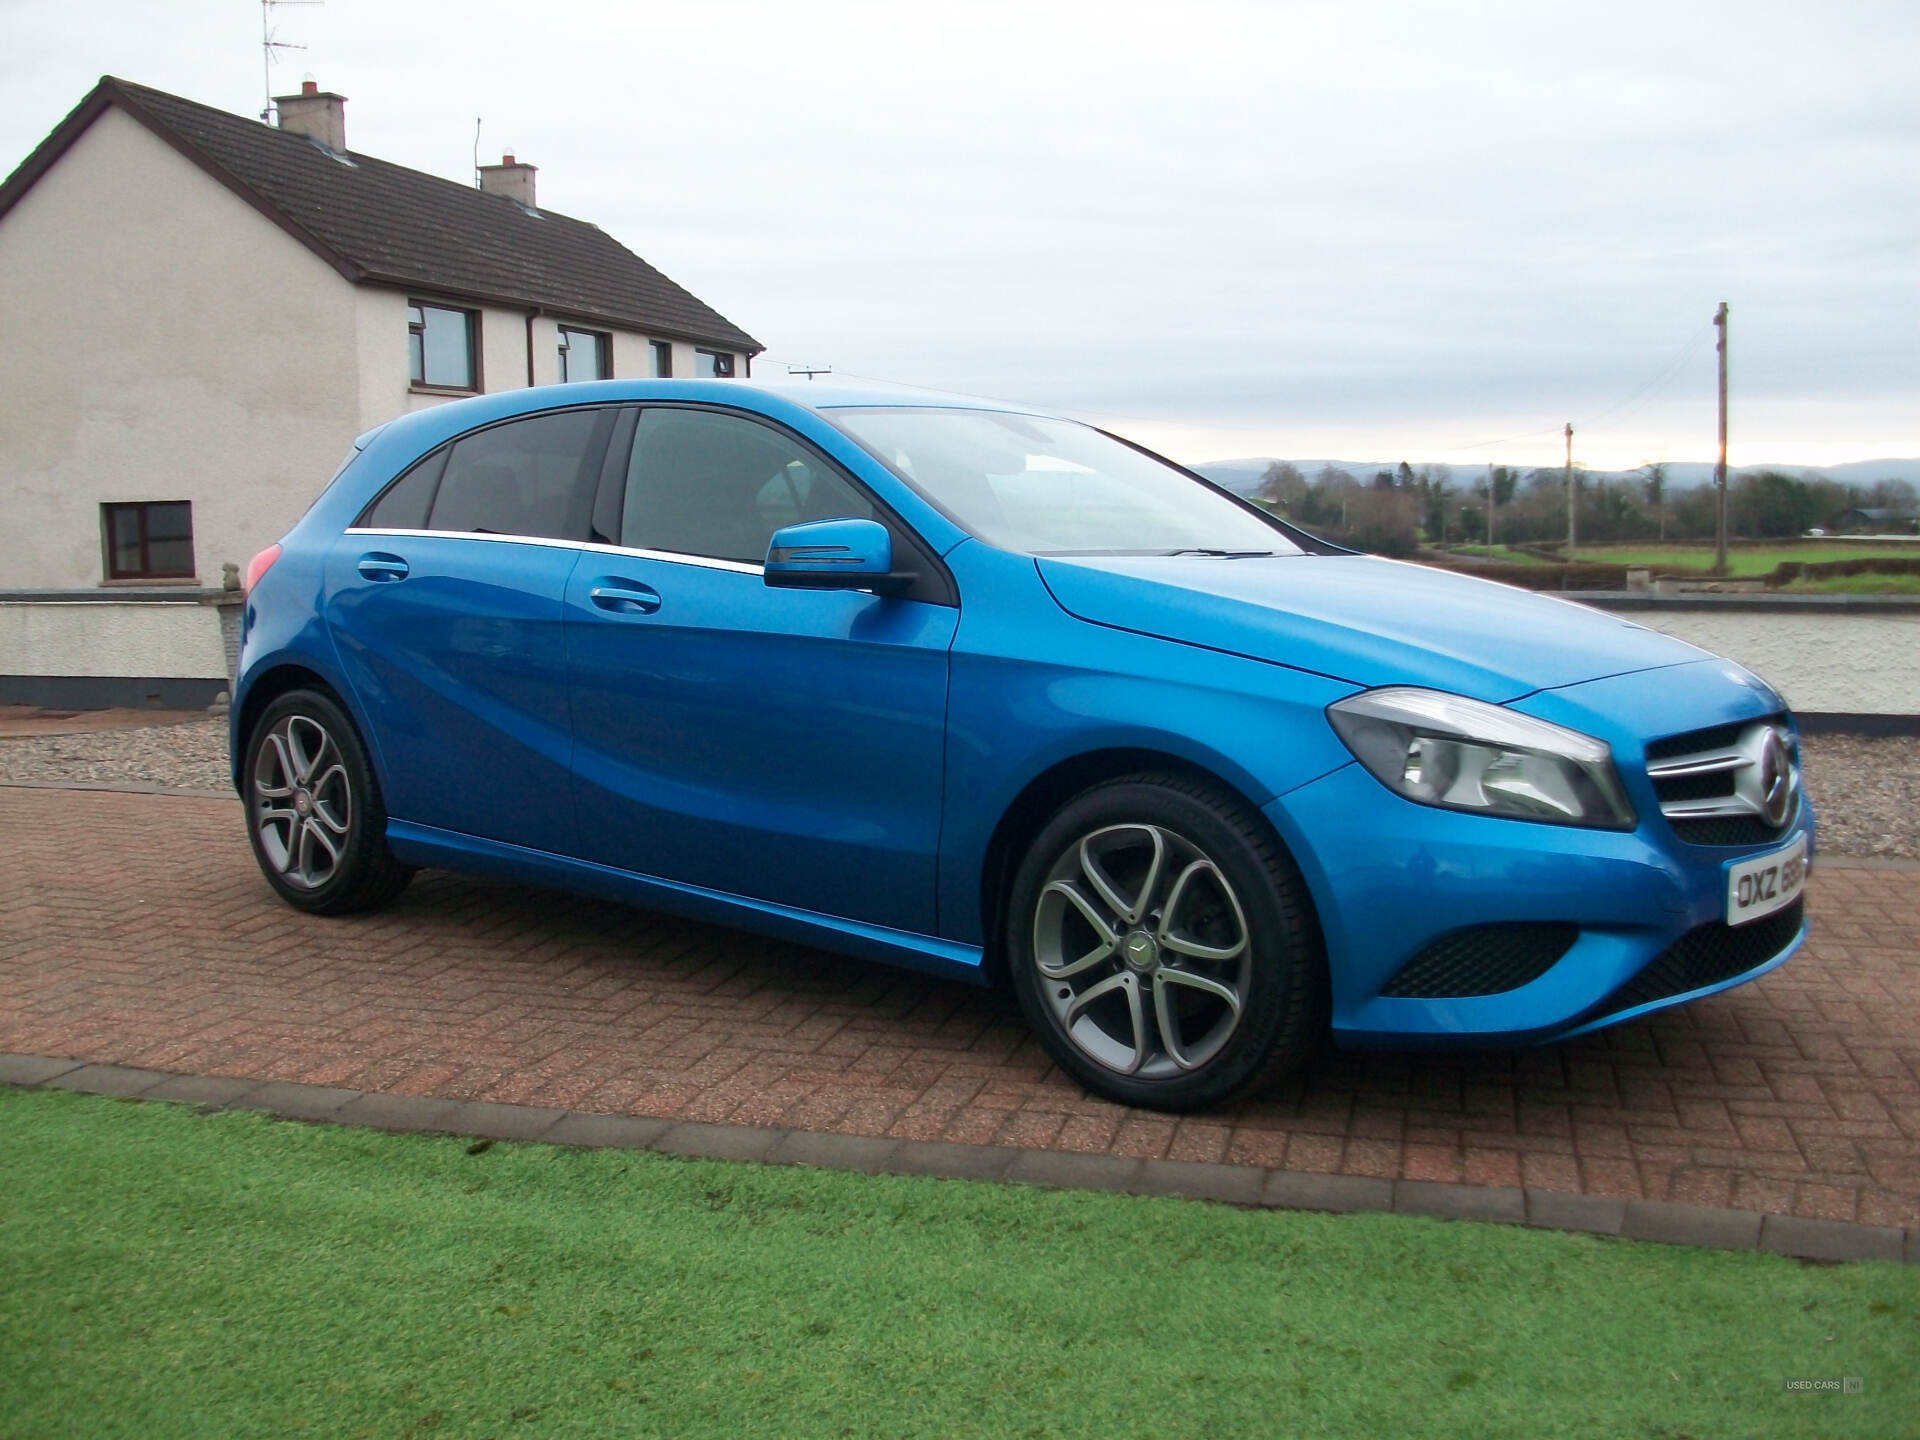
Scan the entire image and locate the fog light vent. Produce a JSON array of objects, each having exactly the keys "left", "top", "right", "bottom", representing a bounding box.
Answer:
[
  {"left": 1381, "top": 923, "right": 1579, "bottom": 998},
  {"left": 1586, "top": 899, "right": 1803, "bottom": 1023}
]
